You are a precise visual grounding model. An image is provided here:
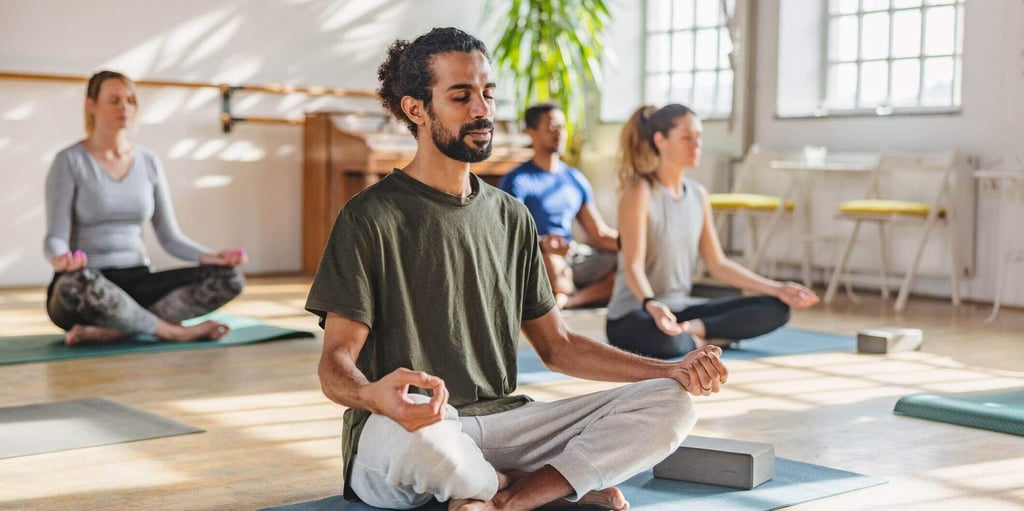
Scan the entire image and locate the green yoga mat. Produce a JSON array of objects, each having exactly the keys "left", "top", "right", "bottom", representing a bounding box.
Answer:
[
  {"left": 259, "top": 458, "right": 884, "bottom": 511},
  {"left": 0, "top": 397, "right": 203, "bottom": 459},
  {"left": 0, "top": 313, "right": 315, "bottom": 365},
  {"left": 894, "top": 389, "right": 1024, "bottom": 436}
]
